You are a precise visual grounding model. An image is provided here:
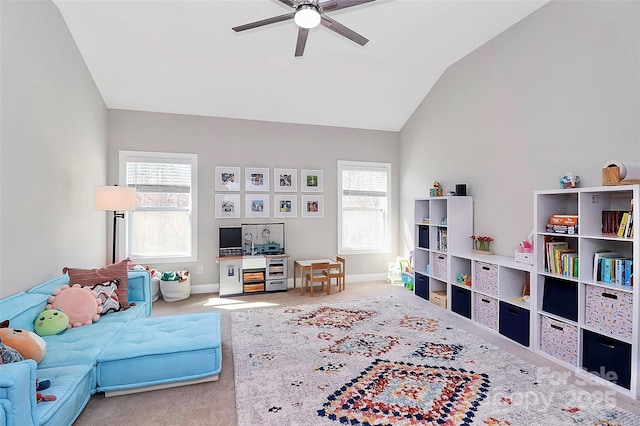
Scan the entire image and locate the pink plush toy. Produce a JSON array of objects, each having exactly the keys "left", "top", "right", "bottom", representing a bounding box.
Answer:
[{"left": 46, "top": 285, "right": 102, "bottom": 328}]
